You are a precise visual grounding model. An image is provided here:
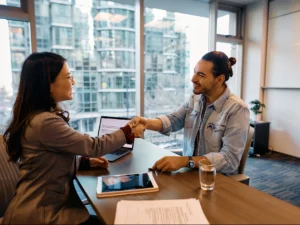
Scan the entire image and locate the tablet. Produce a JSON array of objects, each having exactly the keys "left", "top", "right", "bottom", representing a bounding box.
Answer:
[{"left": 97, "top": 172, "right": 159, "bottom": 198}]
